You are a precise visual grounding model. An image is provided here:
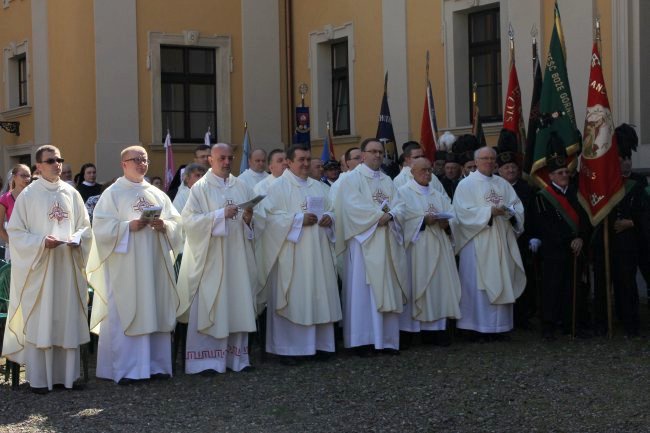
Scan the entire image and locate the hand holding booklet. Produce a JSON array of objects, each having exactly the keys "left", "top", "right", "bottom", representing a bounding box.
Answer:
[
  {"left": 64, "top": 227, "right": 88, "bottom": 246},
  {"left": 140, "top": 206, "right": 162, "bottom": 222}
]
